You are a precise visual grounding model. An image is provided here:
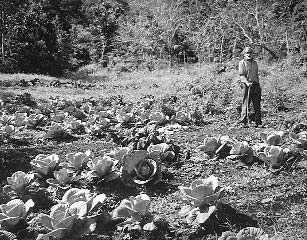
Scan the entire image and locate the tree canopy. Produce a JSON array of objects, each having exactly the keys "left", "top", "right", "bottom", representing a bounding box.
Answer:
[{"left": 0, "top": 0, "right": 306, "bottom": 75}]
